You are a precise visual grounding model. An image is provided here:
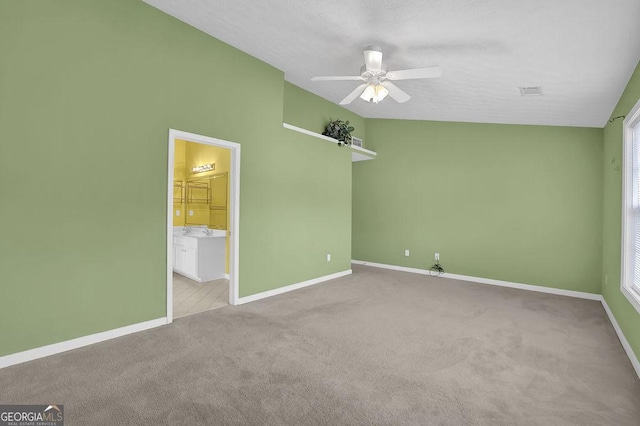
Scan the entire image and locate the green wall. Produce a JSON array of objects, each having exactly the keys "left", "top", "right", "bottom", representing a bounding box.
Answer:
[
  {"left": 602, "top": 62, "right": 640, "bottom": 360},
  {"left": 354, "top": 119, "right": 603, "bottom": 293},
  {"left": 0, "top": 0, "right": 351, "bottom": 357},
  {"left": 2, "top": 0, "right": 637, "bottom": 366},
  {"left": 283, "top": 82, "right": 366, "bottom": 143}
]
